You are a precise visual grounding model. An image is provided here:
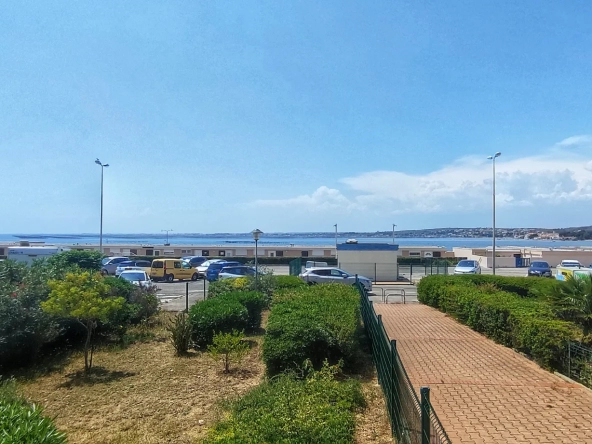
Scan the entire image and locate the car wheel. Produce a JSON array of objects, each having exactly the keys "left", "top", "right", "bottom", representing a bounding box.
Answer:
[
  {"left": 101, "top": 269, "right": 108, "bottom": 276},
  {"left": 165, "top": 274, "right": 174, "bottom": 283},
  {"left": 307, "top": 281, "right": 316, "bottom": 286},
  {"left": 191, "top": 273, "right": 198, "bottom": 281}
]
